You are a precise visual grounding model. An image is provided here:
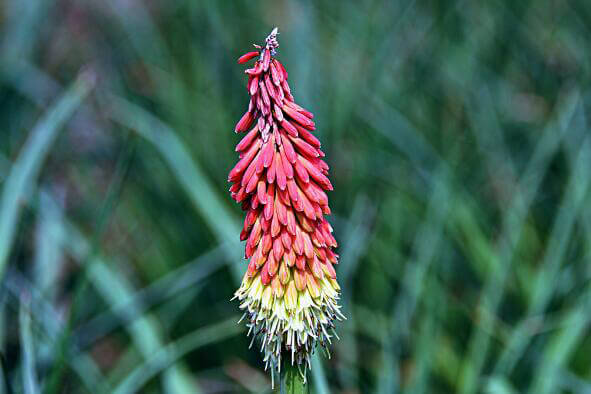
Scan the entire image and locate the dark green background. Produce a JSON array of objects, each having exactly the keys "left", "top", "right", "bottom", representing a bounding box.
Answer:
[{"left": 1, "top": 1, "right": 590, "bottom": 393}]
